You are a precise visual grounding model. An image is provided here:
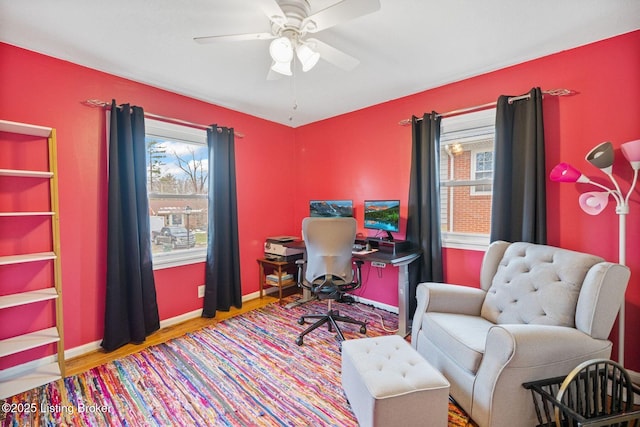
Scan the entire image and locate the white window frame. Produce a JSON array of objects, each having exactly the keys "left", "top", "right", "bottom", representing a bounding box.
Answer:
[
  {"left": 440, "top": 109, "right": 495, "bottom": 251},
  {"left": 470, "top": 149, "right": 493, "bottom": 196},
  {"left": 145, "top": 118, "right": 208, "bottom": 270}
]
